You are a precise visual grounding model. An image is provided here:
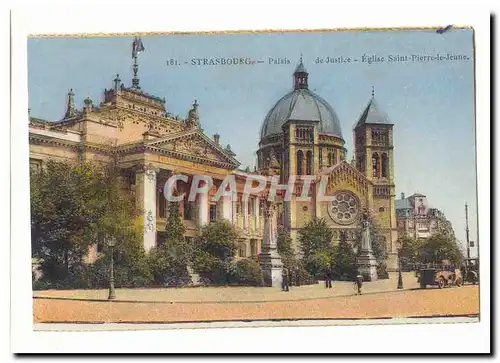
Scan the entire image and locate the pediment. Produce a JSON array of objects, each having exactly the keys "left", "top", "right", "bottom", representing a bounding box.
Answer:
[
  {"left": 318, "top": 161, "right": 371, "bottom": 196},
  {"left": 146, "top": 130, "right": 240, "bottom": 169}
]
